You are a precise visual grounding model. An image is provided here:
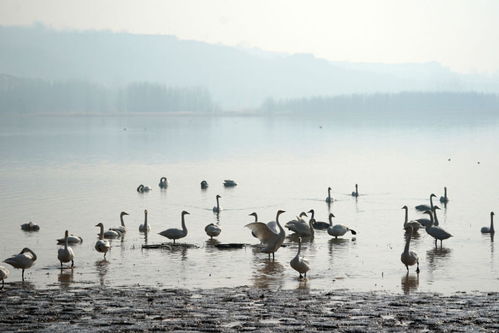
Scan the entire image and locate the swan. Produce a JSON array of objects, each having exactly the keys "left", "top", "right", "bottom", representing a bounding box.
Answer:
[
  {"left": 201, "top": 180, "right": 209, "bottom": 189},
  {"left": 325, "top": 187, "right": 334, "bottom": 203},
  {"left": 158, "top": 211, "right": 189, "bottom": 244},
  {"left": 309, "top": 209, "right": 330, "bottom": 230},
  {"left": 212, "top": 195, "right": 222, "bottom": 213},
  {"left": 245, "top": 210, "right": 286, "bottom": 260},
  {"left": 481, "top": 211, "right": 495, "bottom": 234},
  {"left": 415, "top": 206, "right": 441, "bottom": 227},
  {"left": 402, "top": 206, "right": 422, "bottom": 232},
  {"left": 285, "top": 212, "right": 313, "bottom": 237},
  {"left": 95, "top": 223, "right": 111, "bottom": 258},
  {"left": 137, "top": 184, "right": 152, "bottom": 193},
  {"left": 158, "top": 177, "right": 168, "bottom": 189},
  {"left": 3, "top": 248, "right": 37, "bottom": 281},
  {"left": 57, "top": 234, "right": 83, "bottom": 245},
  {"left": 351, "top": 184, "right": 359, "bottom": 197},
  {"left": 401, "top": 227, "right": 420, "bottom": 274},
  {"left": 290, "top": 237, "right": 310, "bottom": 279},
  {"left": 57, "top": 230, "right": 75, "bottom": 268},
  {"left": 440, "top": 187, "right": 449, "bottom": 204},
  {"left": 223, "top": 179, "right": 237, "bottom": 187},
  {"left": 110, "top": 211, "right": 129, "bottom": 234},
  {"left": 327, "top": 213, "right": 357, "bottom": 238},
  {"left": 20, "top": 222, "right": 40, "bottom": 231},
  {"left": 415, "top": 193, "right": 436, "bottom": 212},
  {"left": 0, "top": 266, "right": 8, "bottom": 289},
  {"left": 205, "top": 223, "right": 221, "bottom": 239},
  {"left": 139, "top": 209, "right": 150, "bottom": 233},
  {"left": 423, "top": 210, "right": 452, "bottom": 247}
]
